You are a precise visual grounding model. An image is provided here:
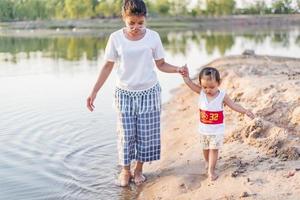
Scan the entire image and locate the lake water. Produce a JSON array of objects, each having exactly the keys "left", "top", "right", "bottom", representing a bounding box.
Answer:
[{"left": 0, "top": 26, "right": 300, "bottom": 200}]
